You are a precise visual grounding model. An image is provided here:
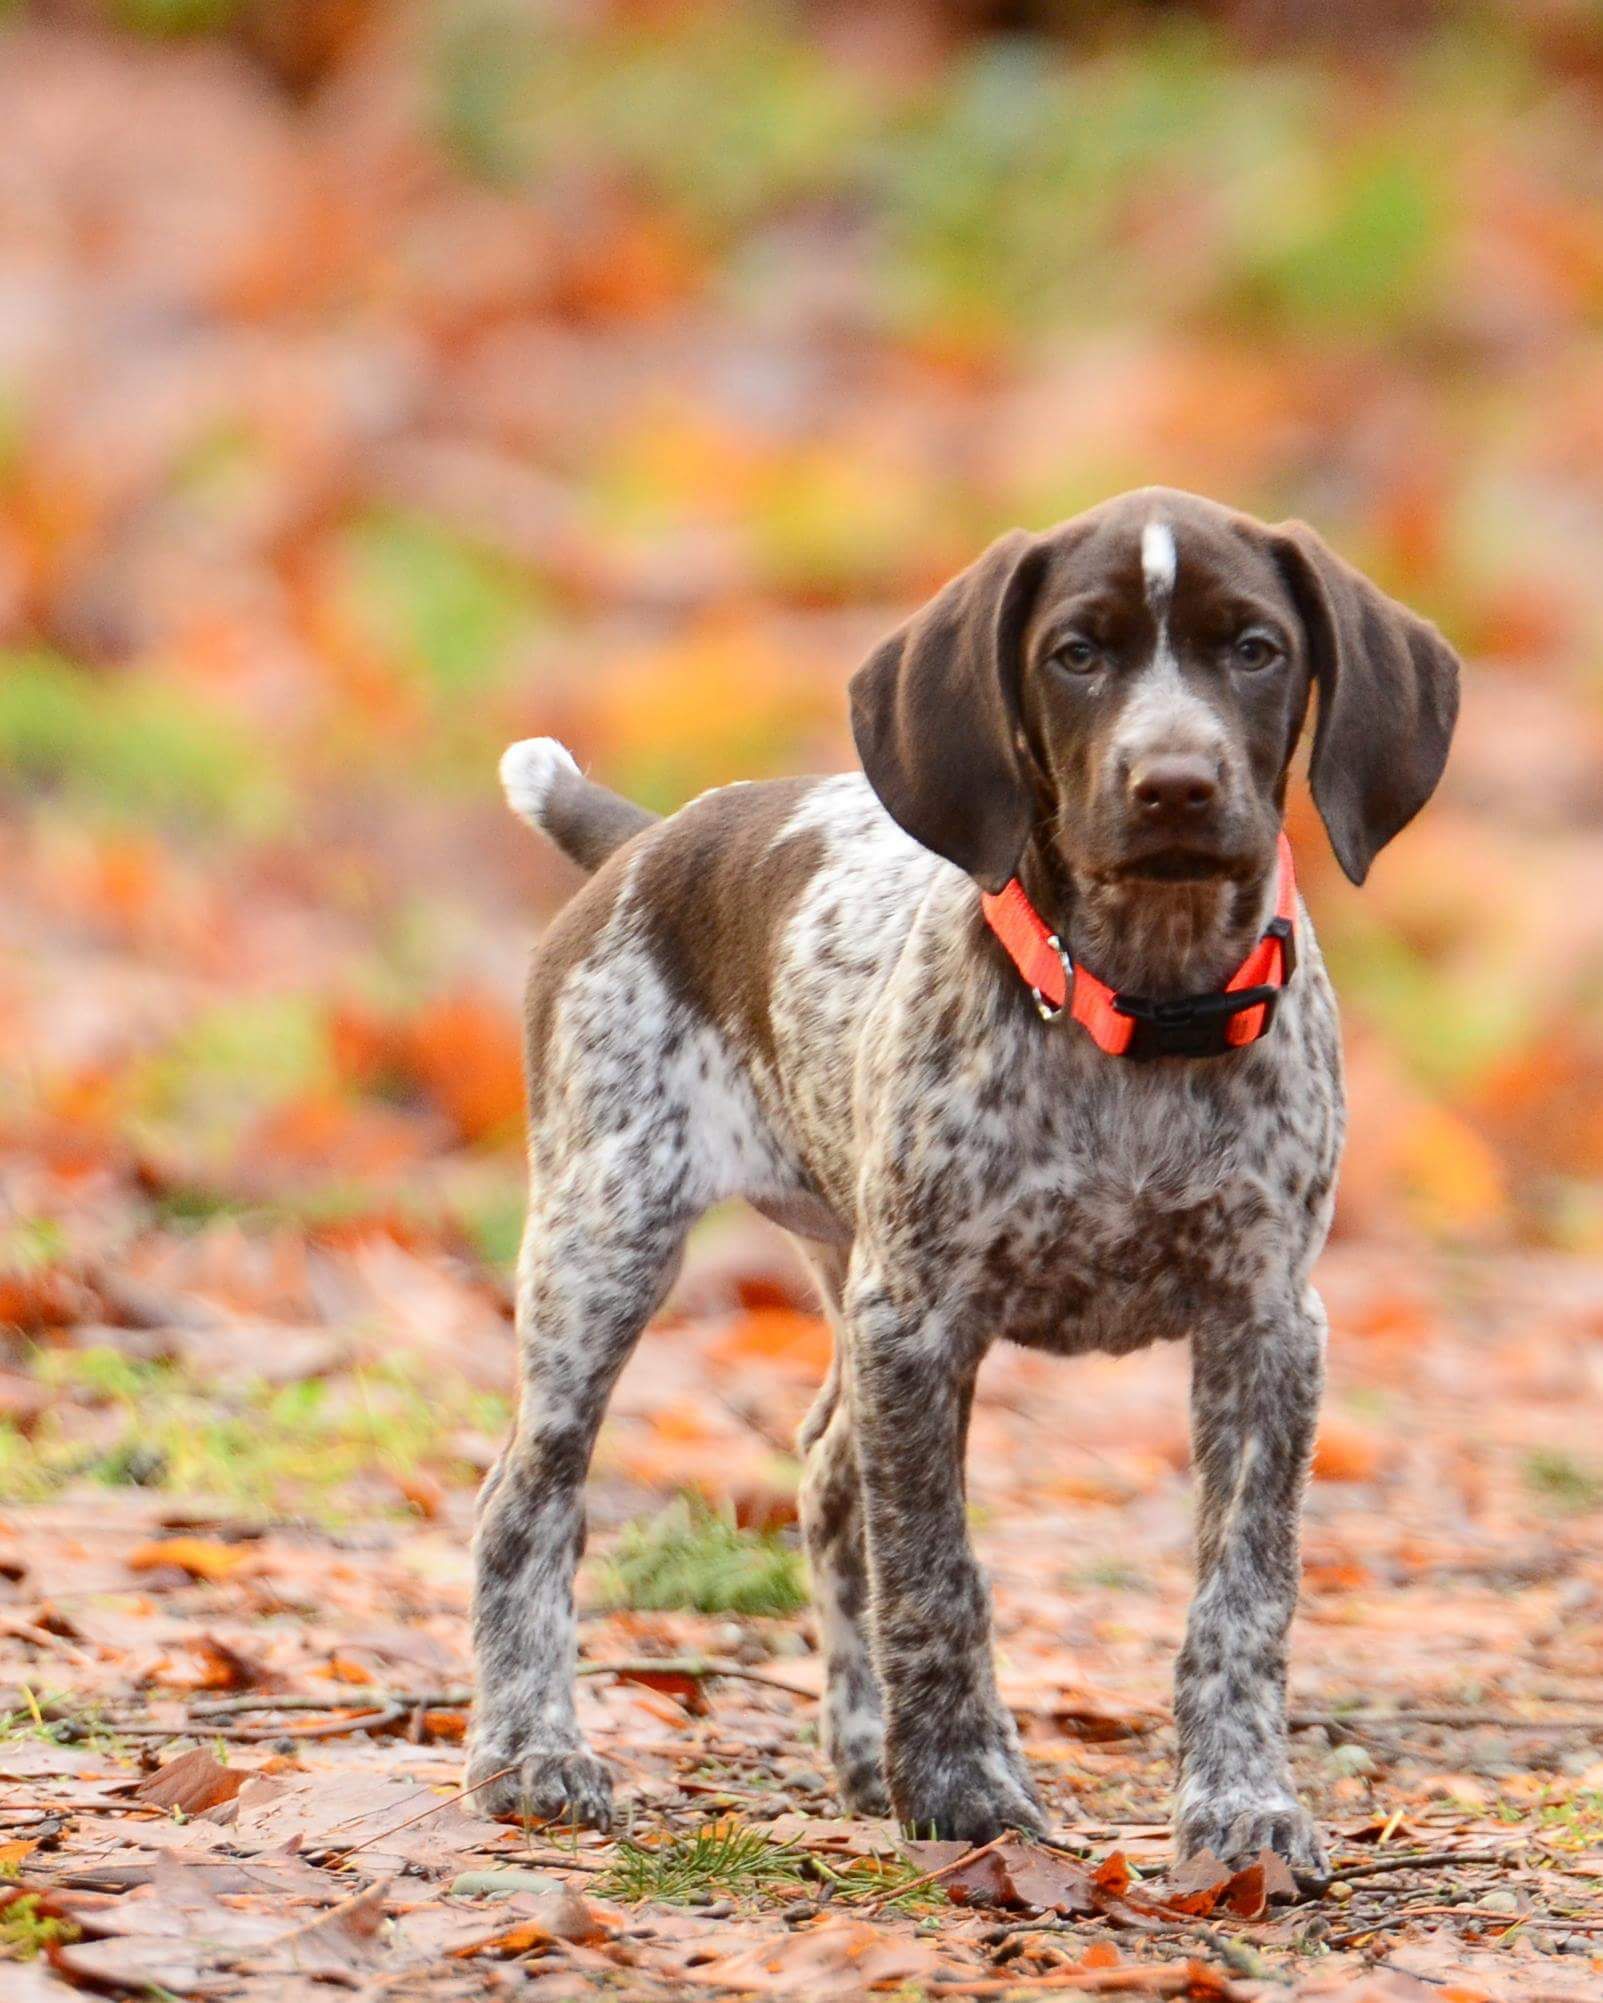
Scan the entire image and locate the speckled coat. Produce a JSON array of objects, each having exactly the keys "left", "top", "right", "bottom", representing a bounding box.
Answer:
[{"left": 466, "top": 489, "right": 1459, "bottom": 1873}]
